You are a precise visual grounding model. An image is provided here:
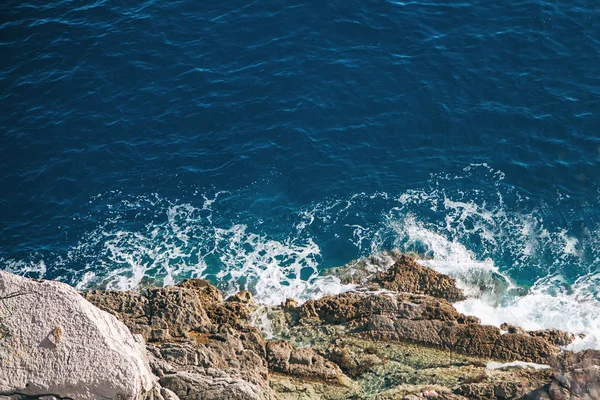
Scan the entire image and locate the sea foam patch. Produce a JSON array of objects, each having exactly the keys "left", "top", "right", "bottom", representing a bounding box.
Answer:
[{"left": 3, "top": 165, "right": 600, "bottom": 348}]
